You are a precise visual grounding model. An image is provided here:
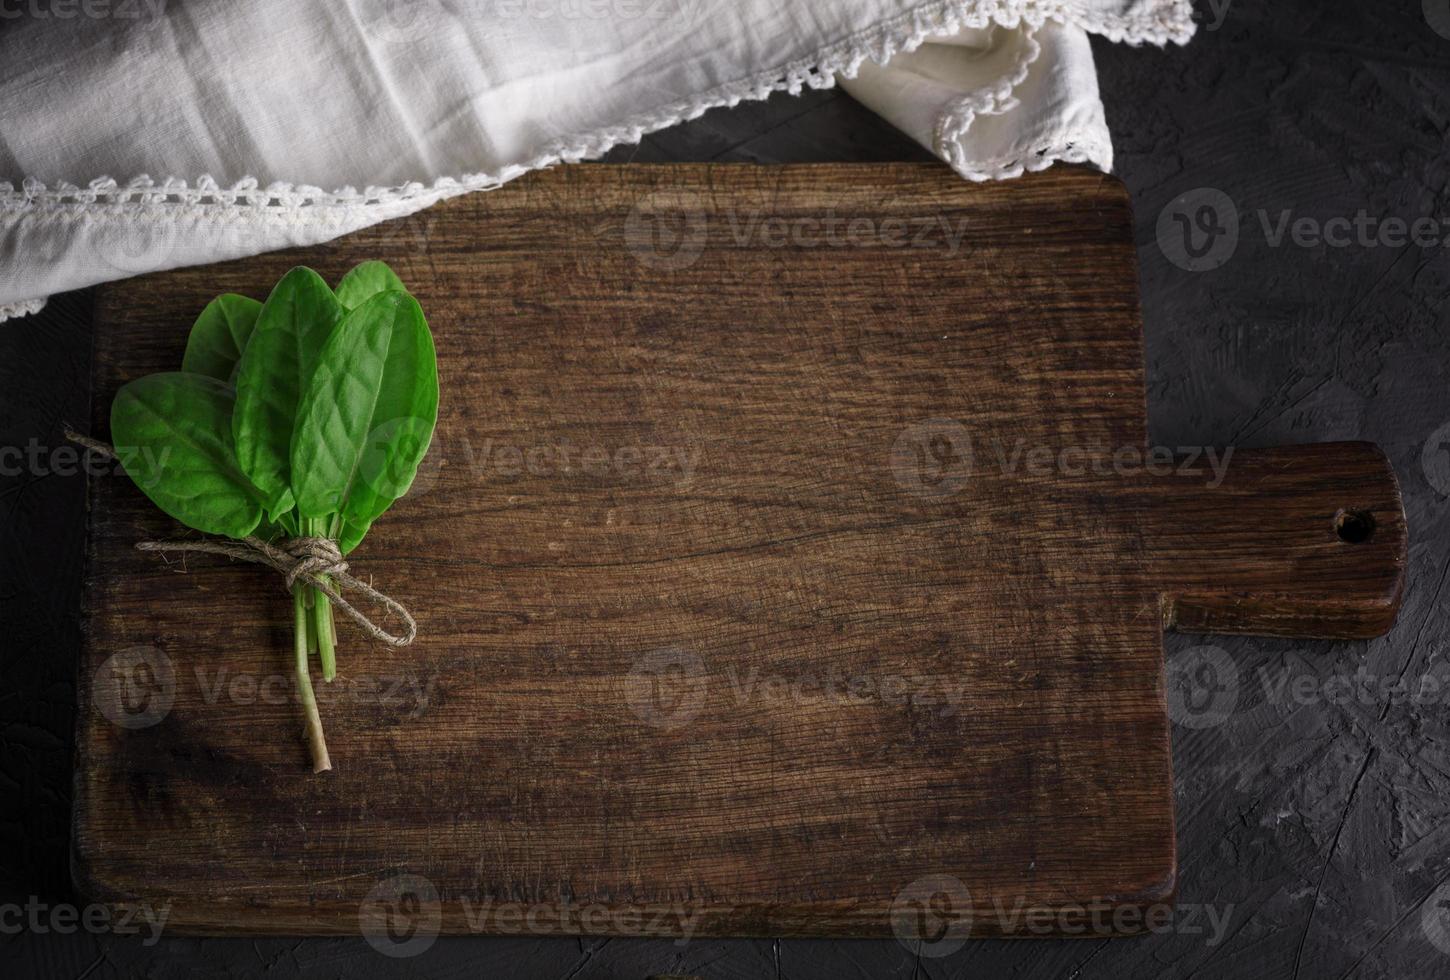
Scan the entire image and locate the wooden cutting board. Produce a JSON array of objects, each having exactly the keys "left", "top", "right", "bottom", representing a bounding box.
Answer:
[{"left": 74, "top": 164, "right": 1406, "bottom": 941}]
